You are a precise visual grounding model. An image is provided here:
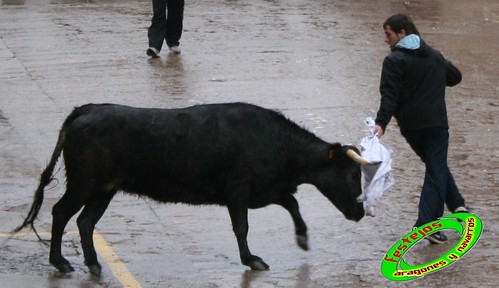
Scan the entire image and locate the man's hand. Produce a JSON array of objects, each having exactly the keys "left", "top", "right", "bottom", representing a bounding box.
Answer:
[{"left": 374, "top": 125, "right": 384, "bottom": 138}]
